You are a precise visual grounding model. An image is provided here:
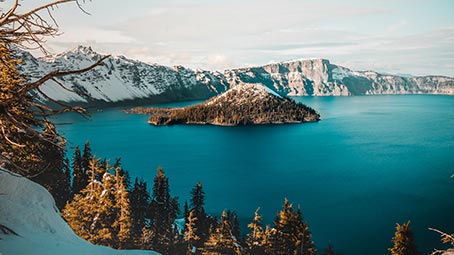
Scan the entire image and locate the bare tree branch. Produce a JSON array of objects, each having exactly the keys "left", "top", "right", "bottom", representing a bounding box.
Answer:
[
  {"left": 429, "top": 228, "right": 454, "bottom": 255},
  {"left": 18, "top": 54, "right": 110, "bottom": 95},
  {"left": 0, "top": 0, "right": 19, "bottom": 25}
]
